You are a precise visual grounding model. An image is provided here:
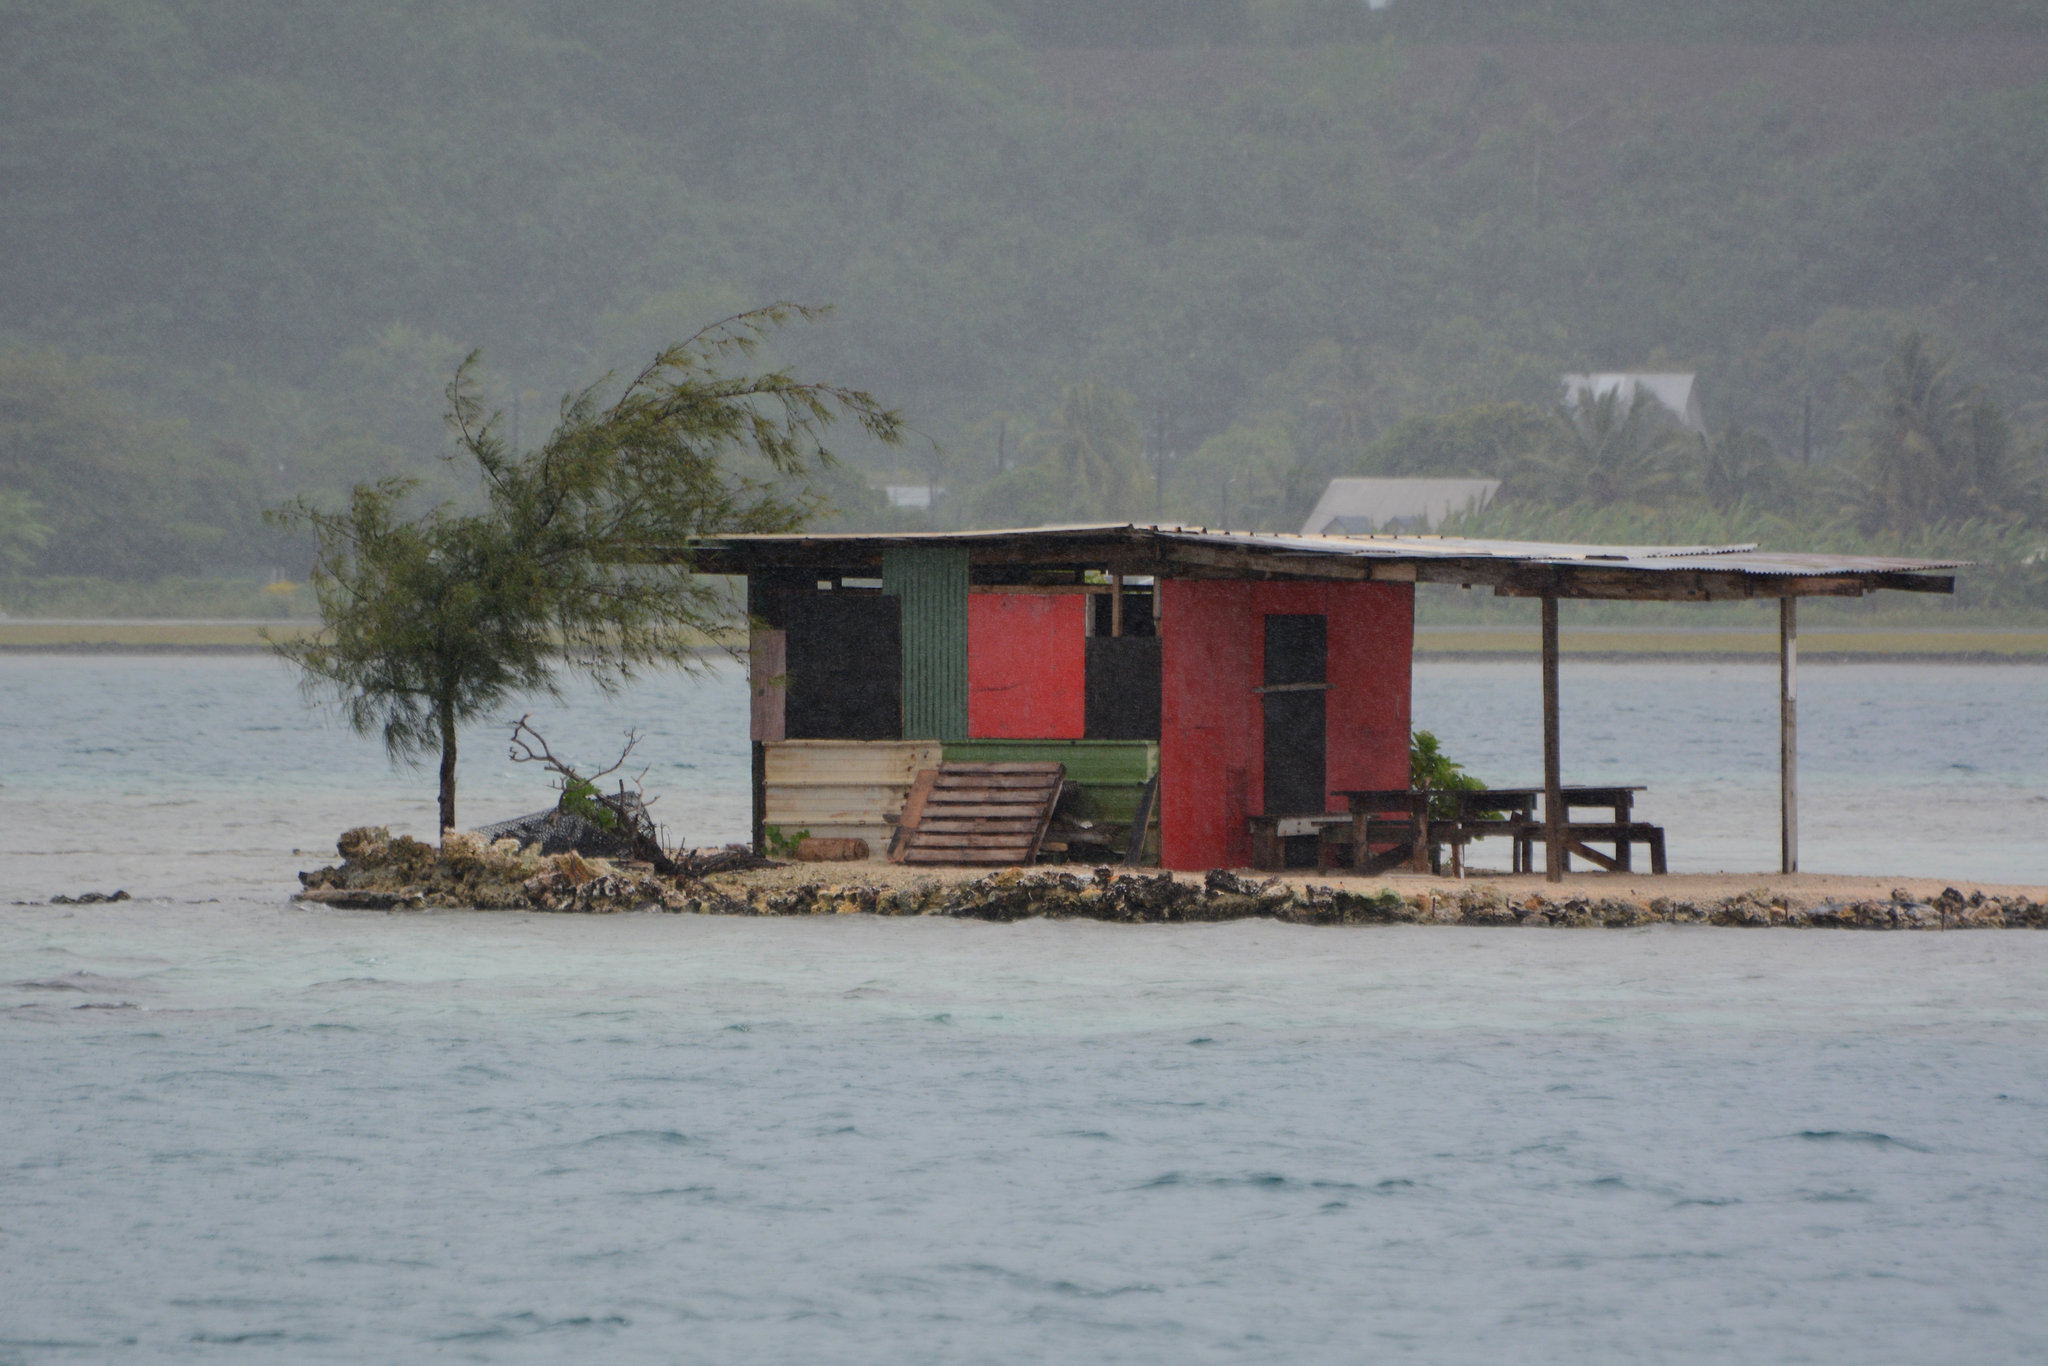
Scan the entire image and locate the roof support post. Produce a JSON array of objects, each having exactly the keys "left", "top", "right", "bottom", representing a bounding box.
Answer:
[
  {"left": 1541, "top": 594, "right": 1563, "bottom": 883},
  {"left": 1780, "top": 596, "right": 1798, "bottom": 875}
]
